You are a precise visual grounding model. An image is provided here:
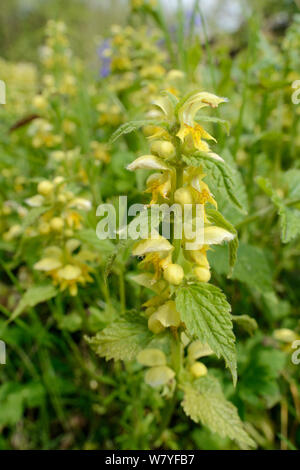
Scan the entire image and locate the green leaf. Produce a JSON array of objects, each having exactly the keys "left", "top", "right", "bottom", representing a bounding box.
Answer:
[
  {"left": 109, "top": 119, "right": 167, "bottom": 143},
  {"left": 0, "top": 381, "right": 45, "bottom": 426},
  {"left": 86, "top": 313, "right": 153, "bottom": 361},
  {"left": 205, "top": 207, "right": 238, "bottom": 276},
  {"left": 209, "top": 242, "right": 273, "bottom": 293},
  {"left": 182, "top": 375, "right": 256, "bottom": 449},
  {"left": 279, "top": 206, "right": 300, "bottom": 243},
  {"left": 195, "top": 114, "right": 231, "bottom": 135},
  {"left": 283, "top": 169, "right": 300, "bottom": 199},
  {"left": 10, "top": 284, "right": 57, "bottom": 322},
  {"left": 76, "top": 228, "right": 115, "bottom": 255},
  {"left": 256, "top": 176, "right": 300, "bottom": 243},
  {"left": 183, "top": 153, "right": 247, "bottom": 213},
  {"left": 176, "top": 283, "right": 237, "bottom": 384},
  {"left": 232, "top": 314, "right": 258, "bottom": 335}
]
